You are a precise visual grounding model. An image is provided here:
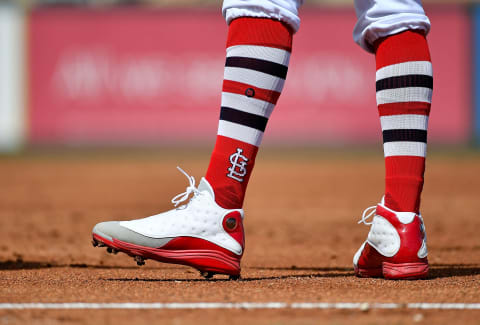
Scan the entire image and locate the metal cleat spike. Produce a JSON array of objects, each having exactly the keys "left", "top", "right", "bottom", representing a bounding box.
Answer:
[
  {"left": 200, "top": 271, "right": 214, "bottom": 279},
  {"left": 92, "top": 240, "right": 98, "bottom": 247},
  {"left": 134, "top": 256, "right": 145, "bottom": 266}
]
